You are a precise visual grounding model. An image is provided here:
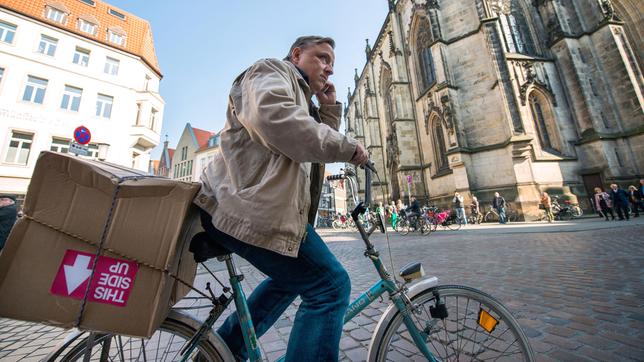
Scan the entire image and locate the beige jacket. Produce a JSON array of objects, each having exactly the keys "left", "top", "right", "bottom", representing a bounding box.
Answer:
[{"left": 195, "top": 58, "right": 357, "bottom": 257}]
